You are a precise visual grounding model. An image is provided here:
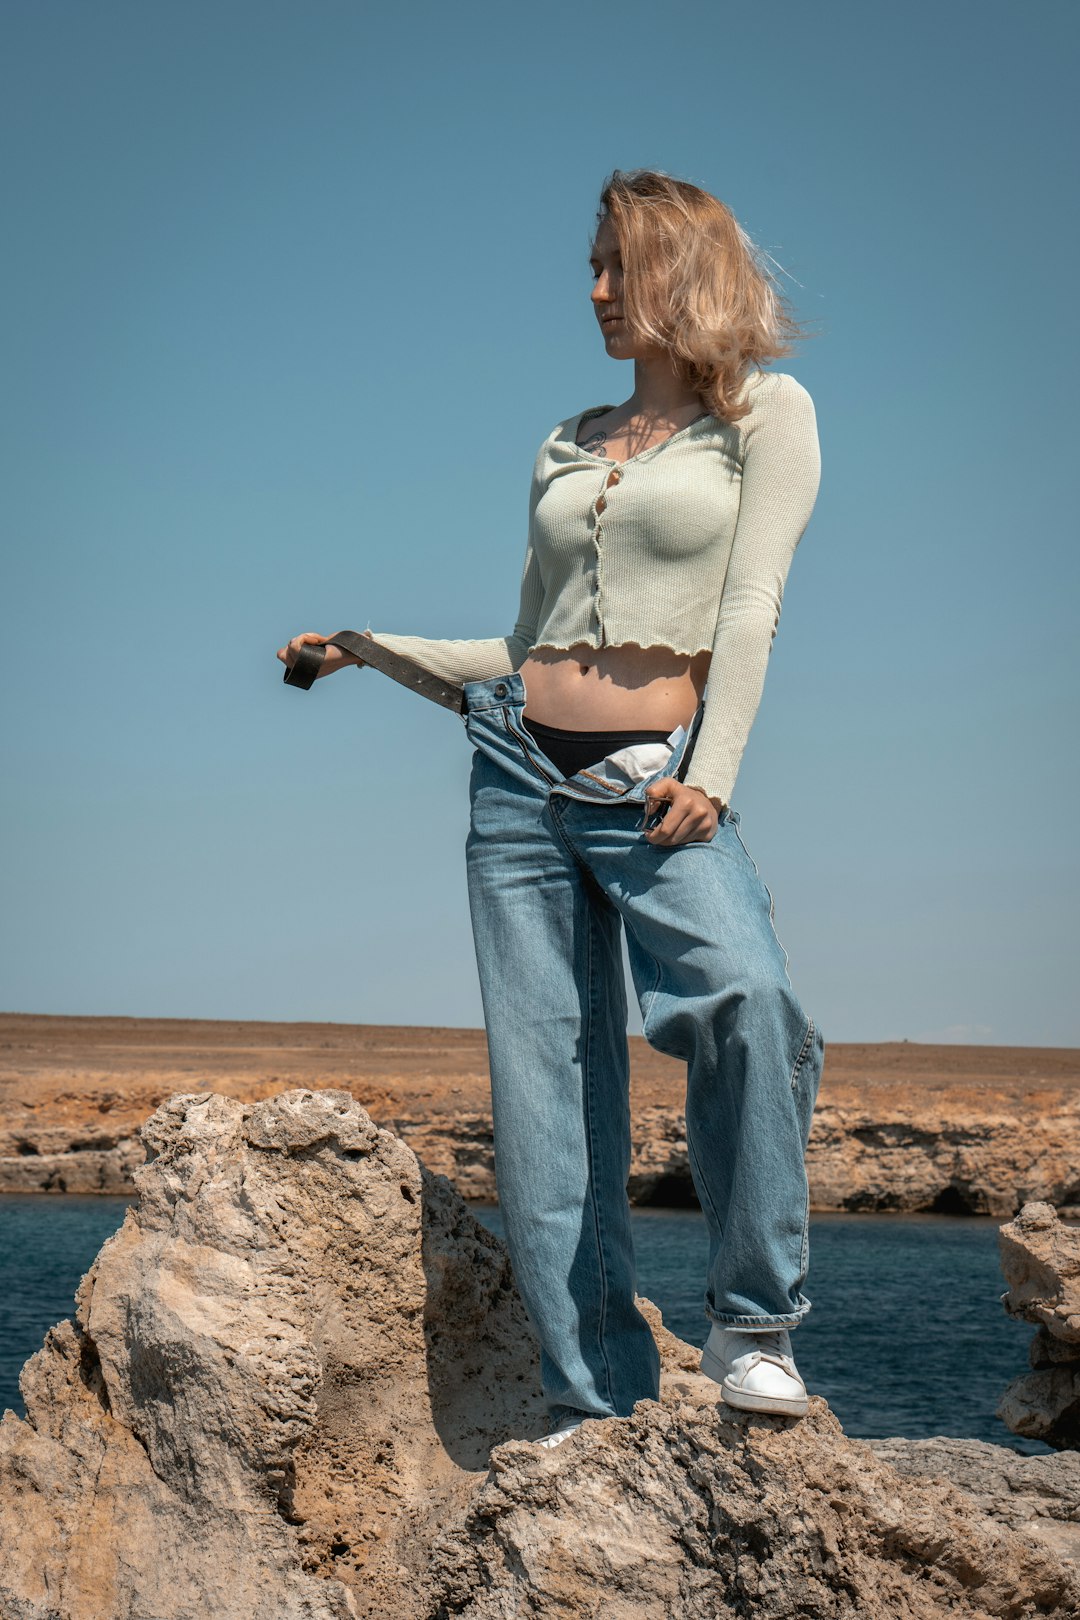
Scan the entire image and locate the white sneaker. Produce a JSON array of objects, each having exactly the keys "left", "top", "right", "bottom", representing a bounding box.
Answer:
[
  {"left": 535, "top": 1419, "right": 584, "bottom": 1449},
  {"left": 700, "top": 1324, "right": 809, "bottom": 1417}
]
